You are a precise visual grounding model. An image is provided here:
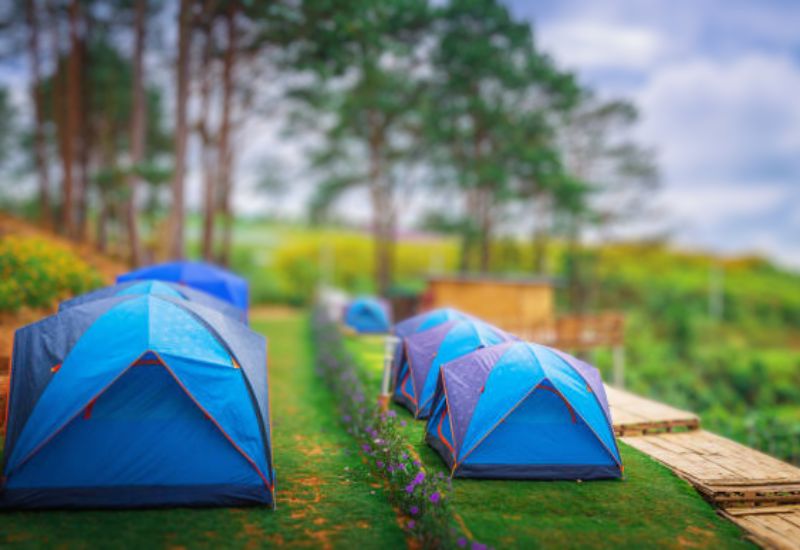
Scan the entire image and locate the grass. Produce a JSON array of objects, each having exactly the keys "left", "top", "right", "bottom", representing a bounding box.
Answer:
[
  {"left": 344, "top": 333, "right": 755, "bottom": 549},
  {"left": 0, "top": 311, "right": 406, "bottom": 548}
]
